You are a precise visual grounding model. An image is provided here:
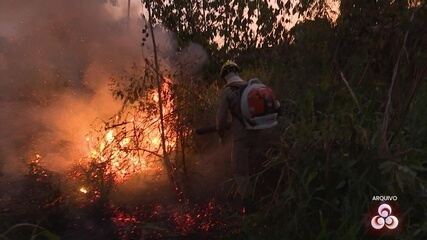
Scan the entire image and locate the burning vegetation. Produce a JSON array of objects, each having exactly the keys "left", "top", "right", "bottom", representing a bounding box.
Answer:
[
  {"left": 77, "top": 77, "right": 176, "bottom": 182},
  {"left": 67, "top": 73, "right": 182, "bottom": 204},
  {"left": 12, "top": 69, "right": 231, "bottom": 238},
  {"left": 0, "top": 0, "right": 222, "bottom": 237}
]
